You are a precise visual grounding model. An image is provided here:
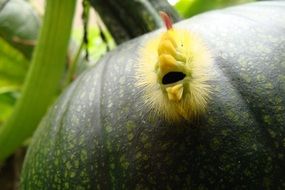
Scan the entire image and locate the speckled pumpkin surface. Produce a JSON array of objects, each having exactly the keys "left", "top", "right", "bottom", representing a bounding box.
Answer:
[{"left": 21, "top": 2, "right": 285, "bottom": 190}]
